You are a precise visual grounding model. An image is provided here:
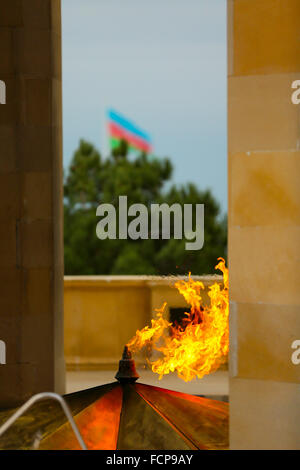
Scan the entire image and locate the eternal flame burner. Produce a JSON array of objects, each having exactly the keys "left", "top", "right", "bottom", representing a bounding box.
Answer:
[{"left": 115, "top": 345, "right": 140, "bottom": 384}]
